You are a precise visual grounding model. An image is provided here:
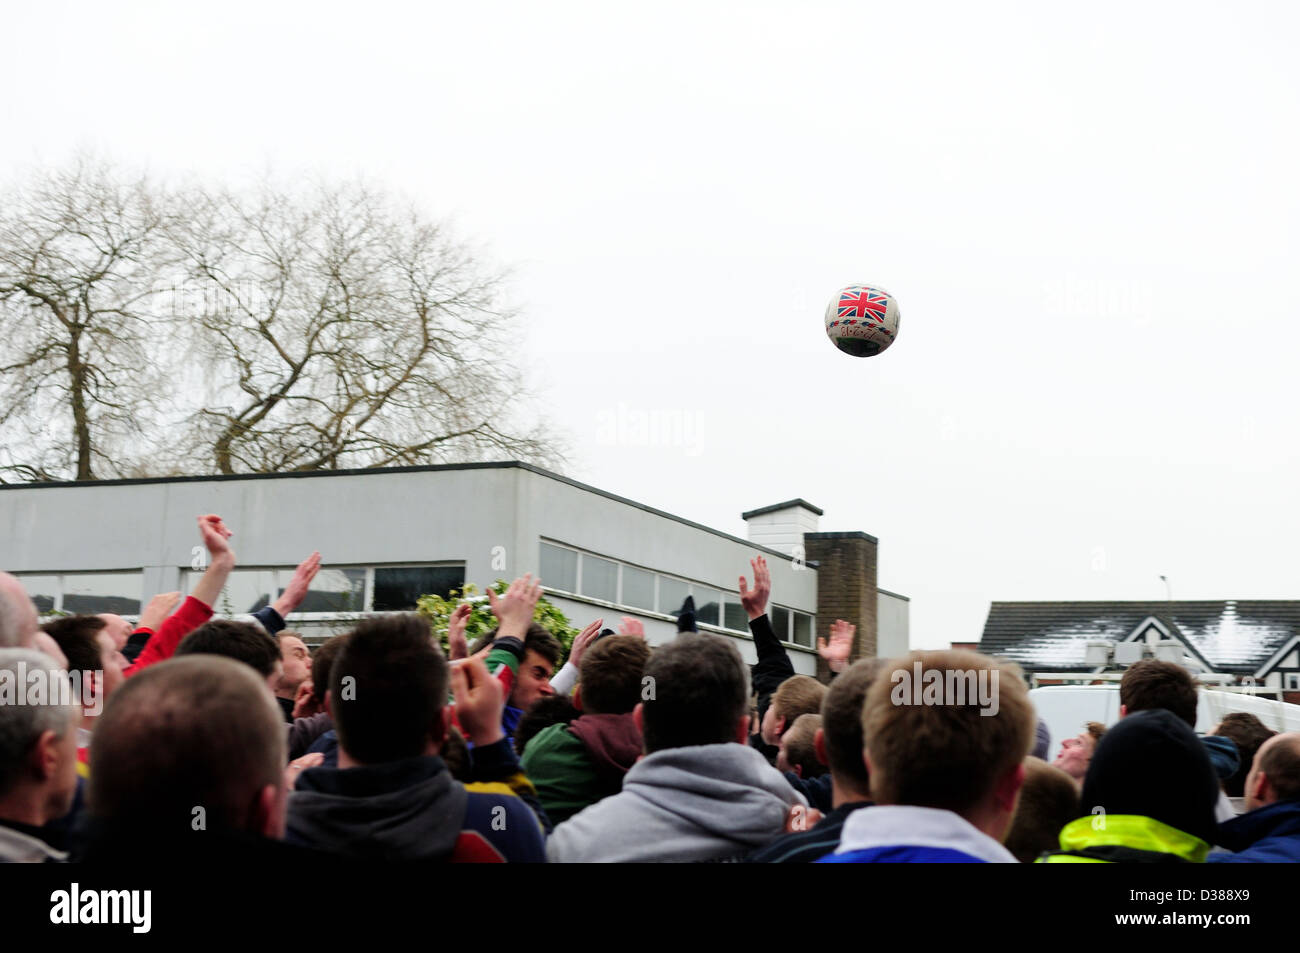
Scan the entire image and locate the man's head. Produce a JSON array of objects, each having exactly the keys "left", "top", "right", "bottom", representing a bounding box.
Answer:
[
  {"left": 1004, "top": 758, "right": 1082, "bottom": 864},
  {"left": 1053, "top": 722, "right": 1105, "bottom": 782},
  {"left": 574, "top": 634, "right": 650, "bottom": 716},
  {"left": 1213, "top": 712, "right": 1276, "bottom": 799},
  {"left": 0, "top": 649, "right": 80, "bottom": 826},
  {"left": 1081, "top": 708, "right": 1220, "bottom": 844},
  {"left": 817, "top": 657, "right": 889, "bottom": 800},
  {"left": 41, "top": 615, "right": 127, "bottom": 716},
  {"left": 308, "top": 633, "right": 349, "bottom": 707},
  {"left": 761, "top": 674, "right": 827, "bottom": 745},
  {"left": 96, "top": 614, "right": 133, "bottom": 651},
  {"left": 512, "top": 624, "right": 561, "bottom": 712},
  {"left": 0, "top": 572, "right": 38, "bottom": 648},
  {"left": 1119, "top": 659, "right": 1198, "bottom": 727},
  {"left": 275, "top": 631, "right": 311, "bottom": 699},
  {"left": 777, "top": 713, "right": 825, "bottom": 779},
  {"left": 863, "top": 650, "right": 1035, "bottom": 842},
  {"left": 635, "top": 634, "right": 749, "bottom": 755},
  {"left": 176, "top": 619, "right": 283, "bottom": 688},
  {"left": 328, "top": 614, "right": 448, "bottom": 765},
  {"left": 88, "top": 655, "right": 287, "bottom": 837},
  {"left": 1243, "top": 731, "right": 1300, "bottom": 812}
]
